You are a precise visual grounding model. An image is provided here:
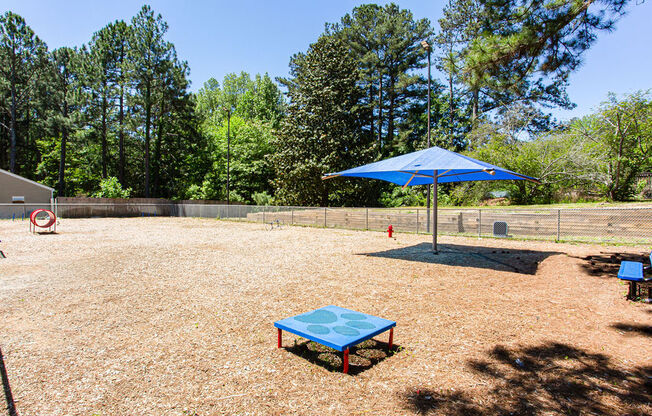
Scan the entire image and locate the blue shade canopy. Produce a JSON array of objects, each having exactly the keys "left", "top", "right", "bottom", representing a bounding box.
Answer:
[{"left": 322, "top": 146, "right": 538, "bottom": 185}]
